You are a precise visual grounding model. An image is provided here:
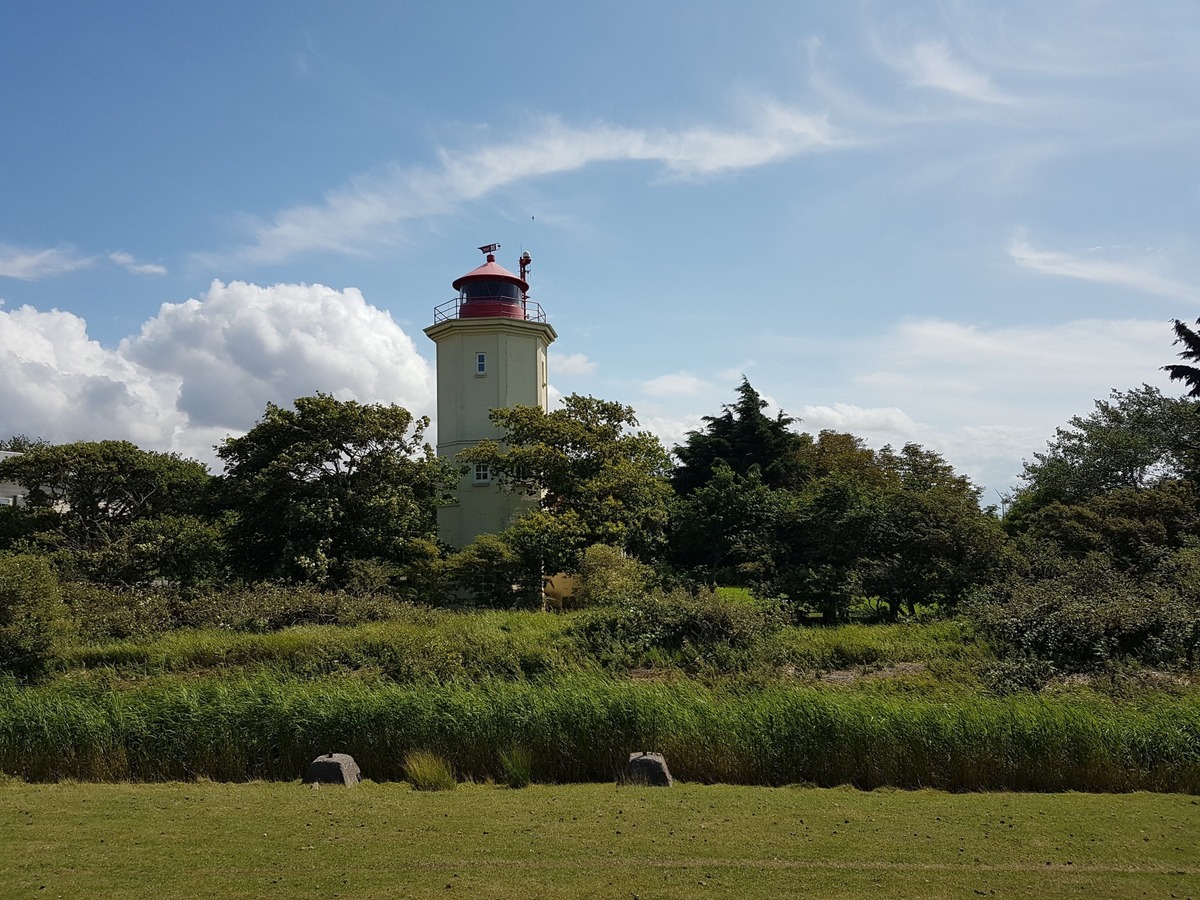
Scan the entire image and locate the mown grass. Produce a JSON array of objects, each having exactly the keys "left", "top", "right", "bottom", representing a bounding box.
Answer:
[
  {"left": 2, "top": 674, "right": 1196, "bottom": 792},
  {"left": 1, "top": 780, "right": 1196, "bottom": 899}
]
